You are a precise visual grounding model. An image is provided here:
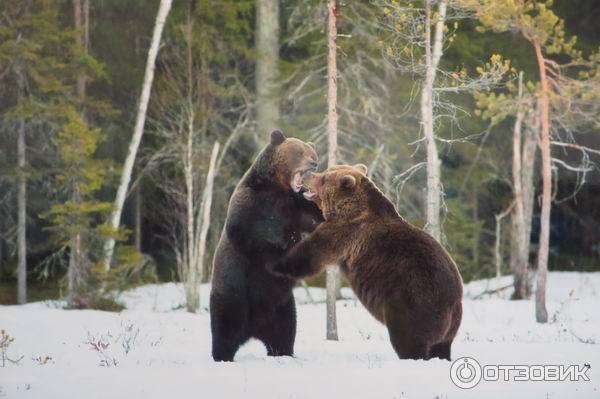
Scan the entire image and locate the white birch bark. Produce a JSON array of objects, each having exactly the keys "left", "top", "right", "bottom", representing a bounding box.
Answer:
[
  {"left": 182, "top": 142, "right": 220, "bottom": 313},
  {"left": 103, "top": 0, "right": 173, "bottom": 271},
  {"left": 194, "top": 142, "right": 220, "bottom": 296},
  {"left": 183, "top": 108, "right": 196, "bottom": 311},
  {"left": 421, "top": 0, "right": 447, "bottom": 242}
]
